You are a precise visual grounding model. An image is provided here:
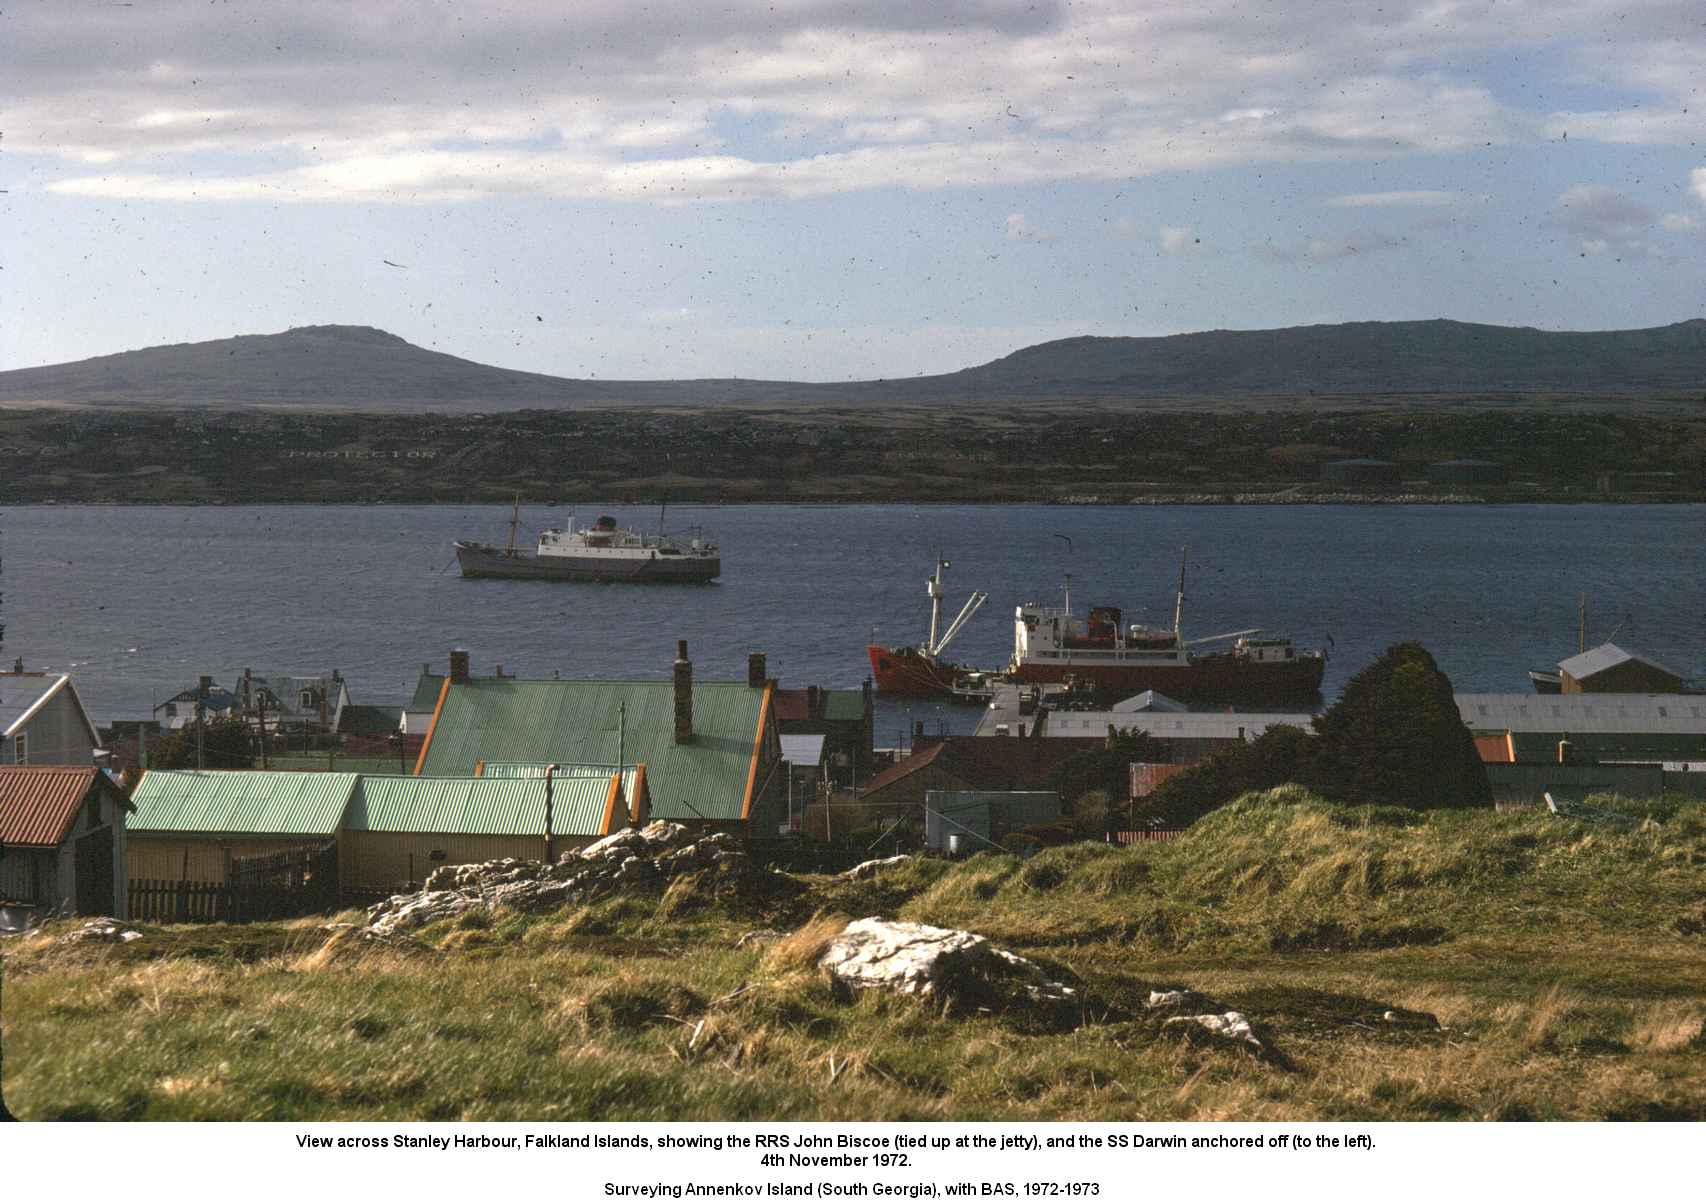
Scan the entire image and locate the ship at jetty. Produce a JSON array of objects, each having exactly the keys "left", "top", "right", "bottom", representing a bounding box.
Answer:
[
  {"left": 867, "top": 557, "right": 993, "bottom": 699},
  {"left": 1006, "top": 551, "right": 1326, "bottom": 704},
  {"left": 456, "top": 502, "right": 719, "bottom": 583}
]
